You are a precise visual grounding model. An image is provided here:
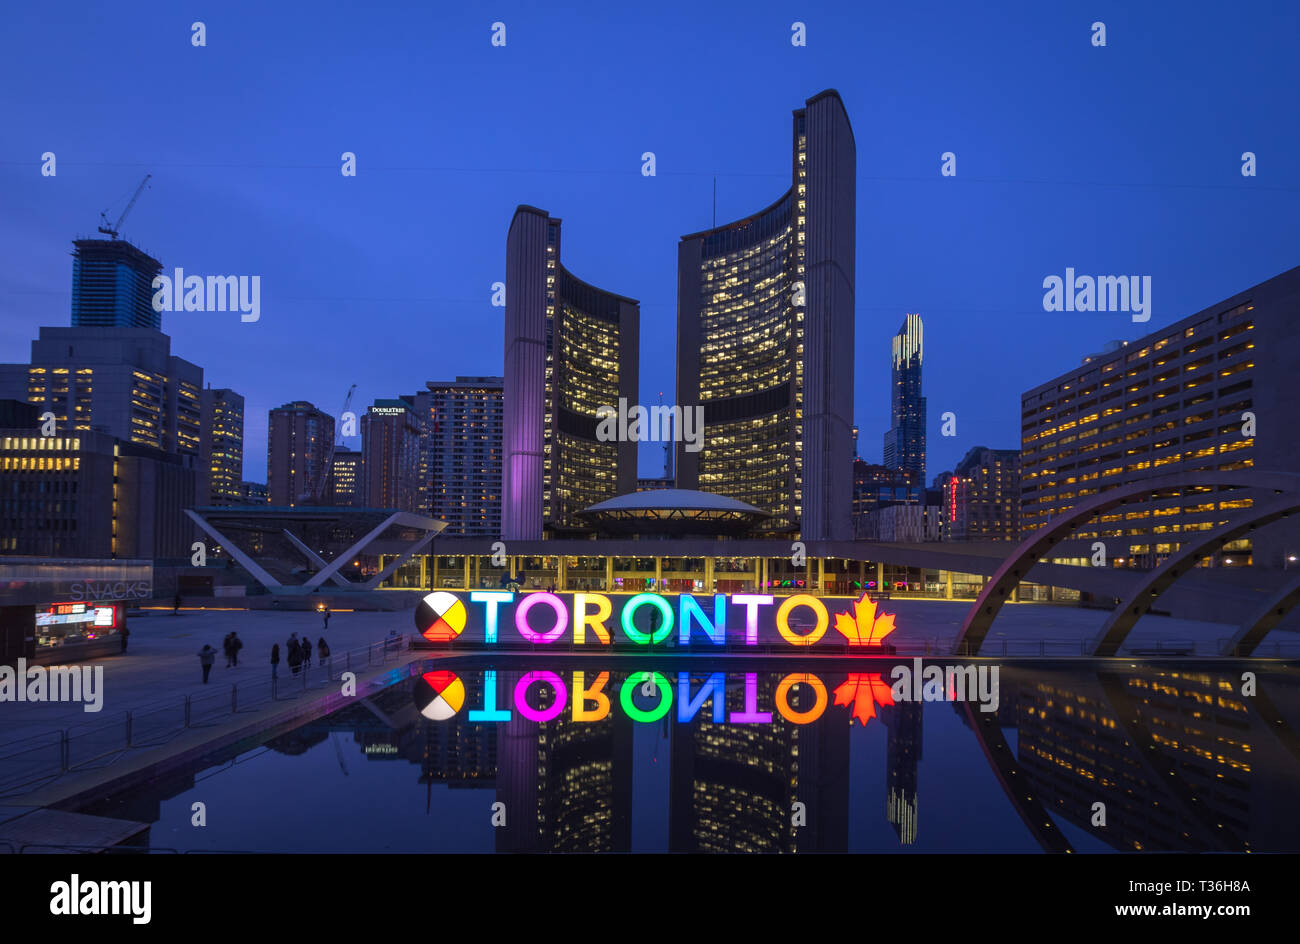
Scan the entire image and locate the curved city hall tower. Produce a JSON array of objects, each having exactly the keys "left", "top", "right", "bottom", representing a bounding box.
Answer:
[
  {"left": 676, "top": 90, "right": 856, "bottom": 539},
  {"left": 504, "top": 206, "right": 640, "bottom": 539}
]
